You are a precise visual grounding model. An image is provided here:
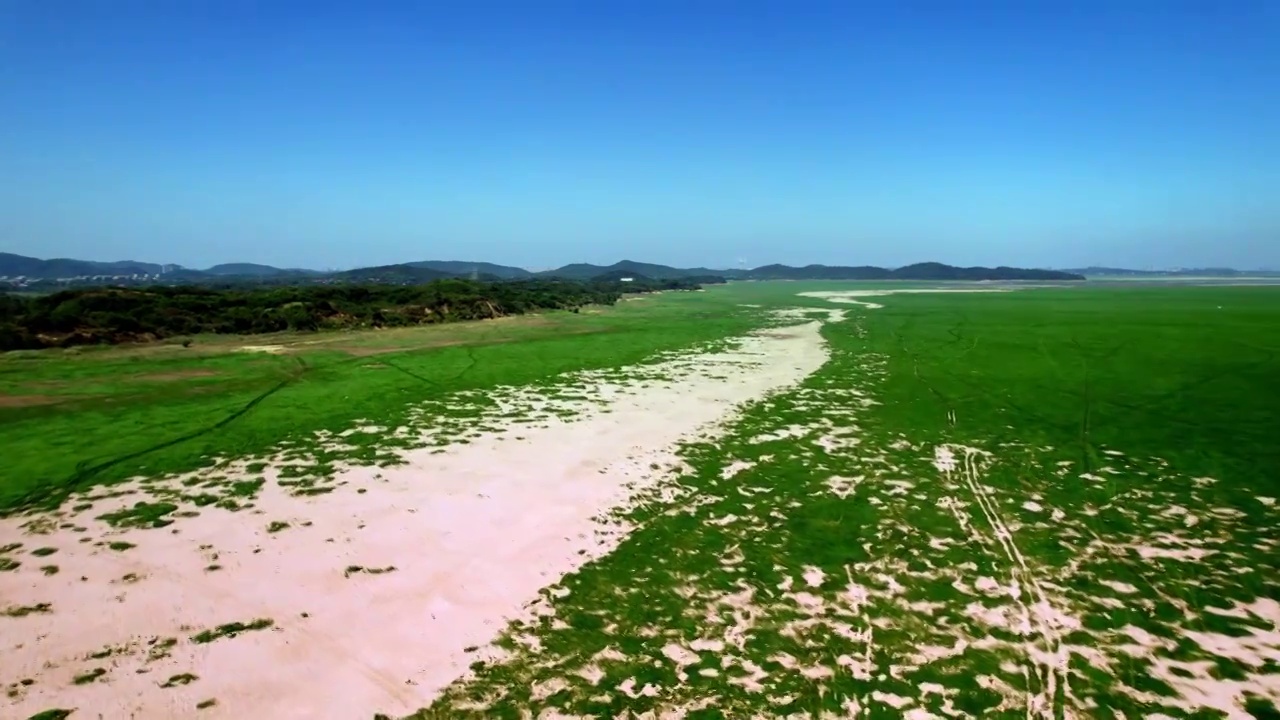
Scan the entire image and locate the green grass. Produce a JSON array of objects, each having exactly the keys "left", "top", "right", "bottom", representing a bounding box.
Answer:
[
  {"left": 189, "top": 618, "right": 275, "bottom": 644},
  {"left": 0, "top": 292, "right": 758, "bottom": 513},
  {"left": 160, "top": 673, "right": 199, "bottom": 688},
  {"left": 4, "top": 281, "right": 1279, "bottom": 717},
  {"left": 25, "top": 711, "right": 74, "bottom": 720},
  {"left": 70, "top": 668, "right": 106, "bottom": 685},
  {"left": 411, "top": 282, "right": 1280, "bottom": 718},
  {"left": 2, "top": 602, "right": 52, "bottom": 617},
  {"left": 859, "top": 286, "right": 1280, "bottom": 494}
]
